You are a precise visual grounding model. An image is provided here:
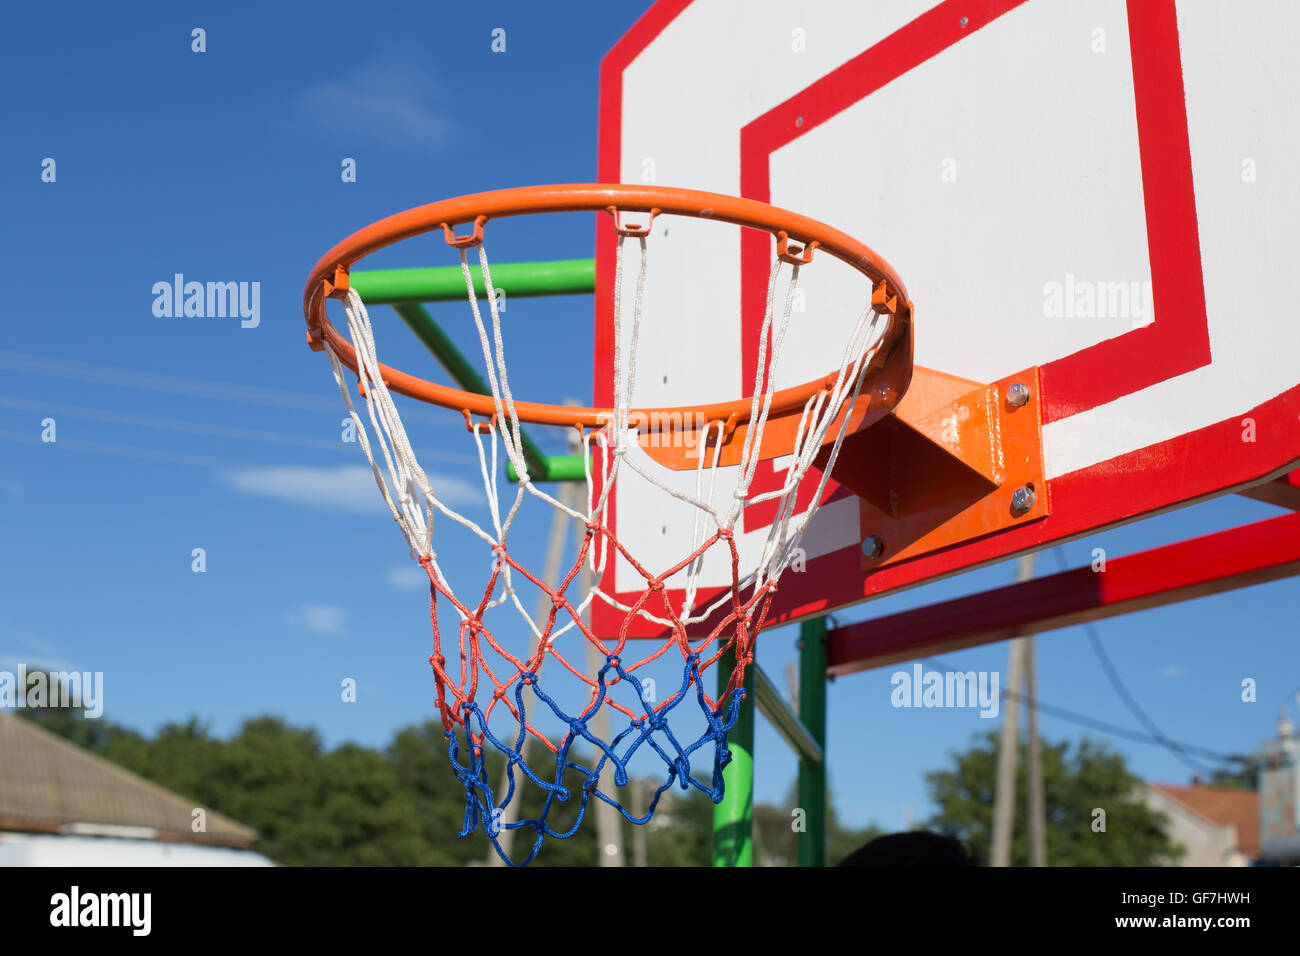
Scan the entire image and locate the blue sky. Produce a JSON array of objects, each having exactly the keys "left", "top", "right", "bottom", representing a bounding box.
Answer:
[{"left": 3, "top": 0, "right": 1296, "bottom": 838}]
